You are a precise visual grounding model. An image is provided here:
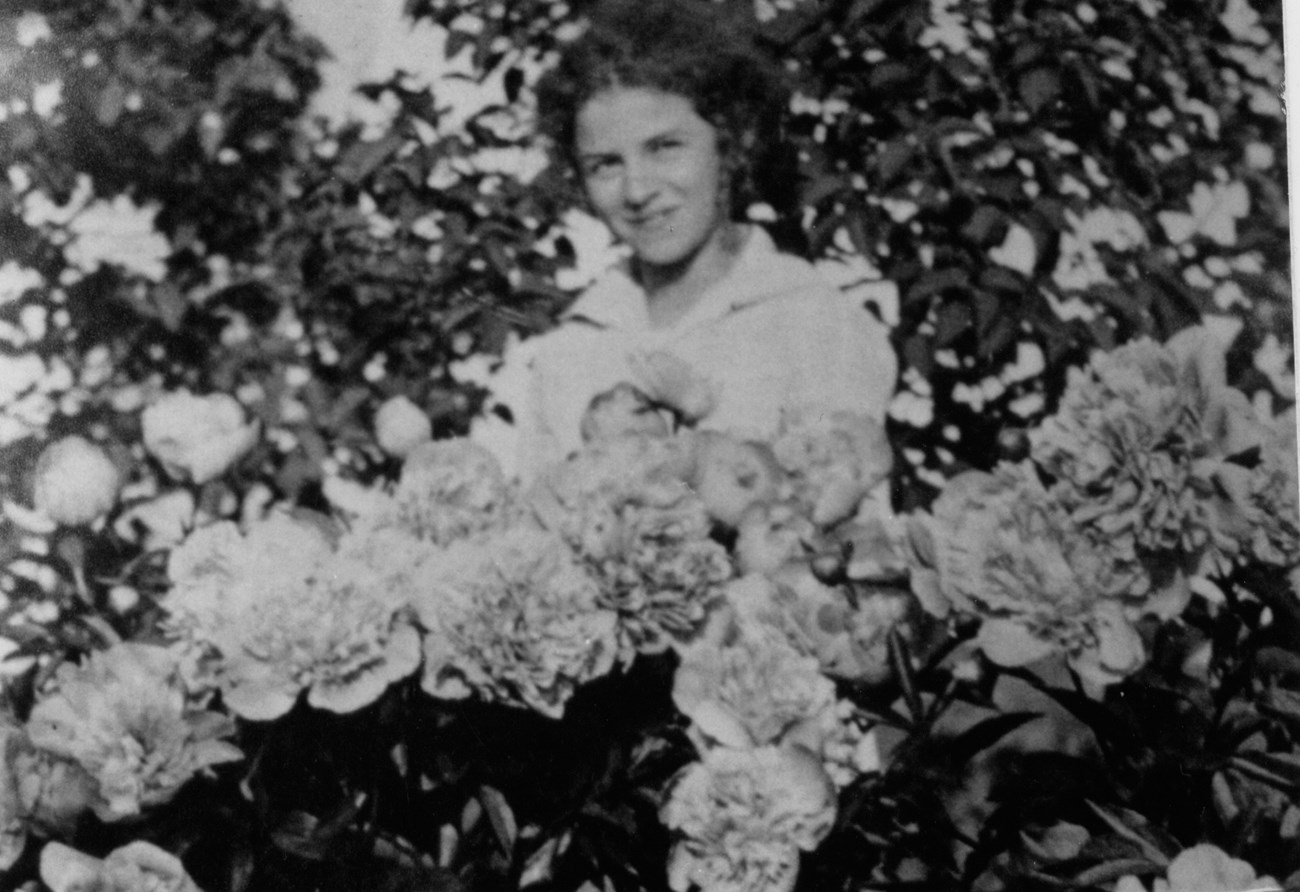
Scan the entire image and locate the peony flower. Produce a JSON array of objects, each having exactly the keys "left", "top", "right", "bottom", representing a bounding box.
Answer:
[
  {"left": 773, "top": 409, "right": 892, "bottom": 527},
  {"left": 328, "top": 438, "right": 514, "bottom": 546},
  {"left": 733, "top": 499, "right": 818, "bottom": 576},
  {"left": 629, "top": 350, "right": 717, "bottom": 424},
  {"left": 661, "top": 745, "right": 837, "bottom": 892},
  {"left": 392, "top": 439, "right": 513, "bottom": 541},
  {"left": 373, "top": 394, "right": 432, "bottom": 458},
  {"left": 415, "top": 525, "right": 619, "bottom": 718},
  {"left": 904, "top": 463, "right": 1159, "bottom": 692},
  {"left": 25, "top": 643, "right": 242, "bottom": 822},
  {"left": 580, "top": 383, "right": 670, "bottom": 444},
  {"left": 142, "top": 389, "right": 259, "bottom": 484},
  {"left": 1244, "top": 407, "right": 1299, "bottom": 567},
  {"left": 530, "top": 435, "right": 732, "bottom": 660},
  {"left": 164, "top": 511, "right": 422, "bottom": 720},
  {"left": 673, "top": 621, "right": 836, "bottom": 751},
  {"left": 692, "top": 432, "right": 785, "bottom": 529},
  {"left": 672, "top": 617, "right": 880, "bottom": 788},
  {"left": 113, "top": 489, "right": 196, "bottom": 551},
  {"left": 1114, "top": 843, "right": 1276, "bottom": 892},
  {"left": 32, "top": 435, "right": 121, "bottom": 526},
  {"left": 1030, "top": 327, "right": 1262, "bottom": 570},
  {"left": 41, "top": 840, "right": 202, "bottom": 892},
  {"left": 719, "top": 572, "right": 918, "bottom": 685},
  {"left": 8, "top": 738, "right": 97, "bottom": 838}
]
